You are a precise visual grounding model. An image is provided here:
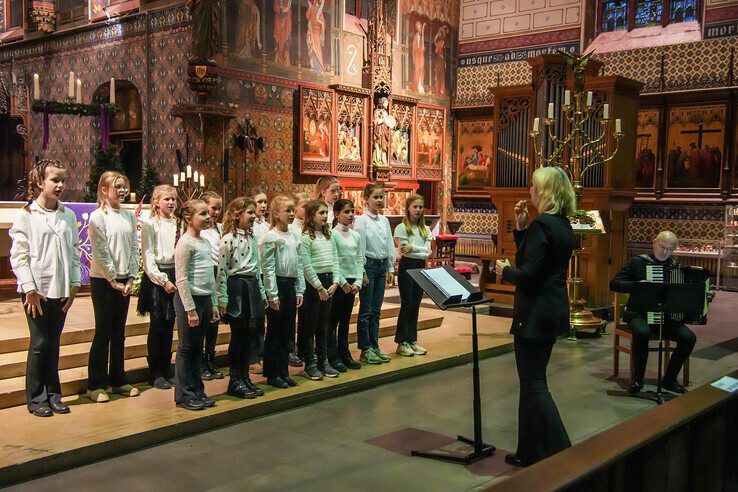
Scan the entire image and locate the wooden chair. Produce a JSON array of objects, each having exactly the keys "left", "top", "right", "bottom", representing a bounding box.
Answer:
[
  {"left": 478, "top": 253, "right": 516, "bottom": 304},
  {"left": 613, "top": 292, "right": 689, "bottom": 386}
]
